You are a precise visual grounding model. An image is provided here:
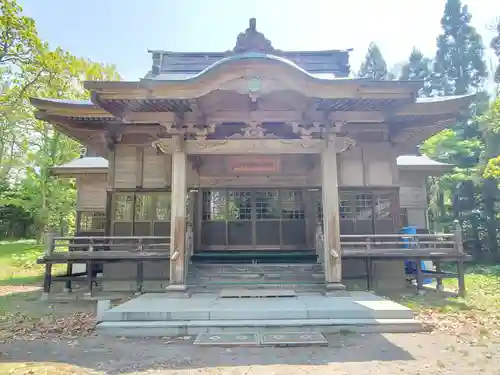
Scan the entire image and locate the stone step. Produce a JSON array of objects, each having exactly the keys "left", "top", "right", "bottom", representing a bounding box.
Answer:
[
  {"left": 188, "top": 283, "right": 326, "bottom": 293},
  {"left": 189, "top": 264, "right": 324, "bottom": 273},
  {"left": 97, "top": 318, "right": 425, "bottom": 337},
  {"left": 188, "top": 274, "right": 325, "bottom": 279},
  {"left": 189, "top": 273, "right": 325, "bottom": 281},
  {"left": 102, "top": 294, "right": 414, "bottom": 322},
  {"left": 188, "top": 262, "right": 325, "bottom": 289},
  {"left": 188, "top": 285, "right": 327, "bottom": 294}
]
